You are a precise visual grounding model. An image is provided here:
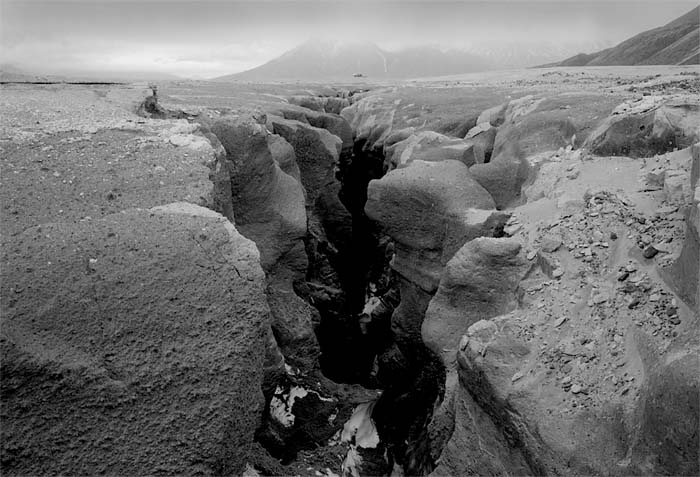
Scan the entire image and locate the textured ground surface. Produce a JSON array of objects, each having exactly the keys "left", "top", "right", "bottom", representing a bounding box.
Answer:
[{"left": 1, "top": 65, "right": 698, "bottom": 476}]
